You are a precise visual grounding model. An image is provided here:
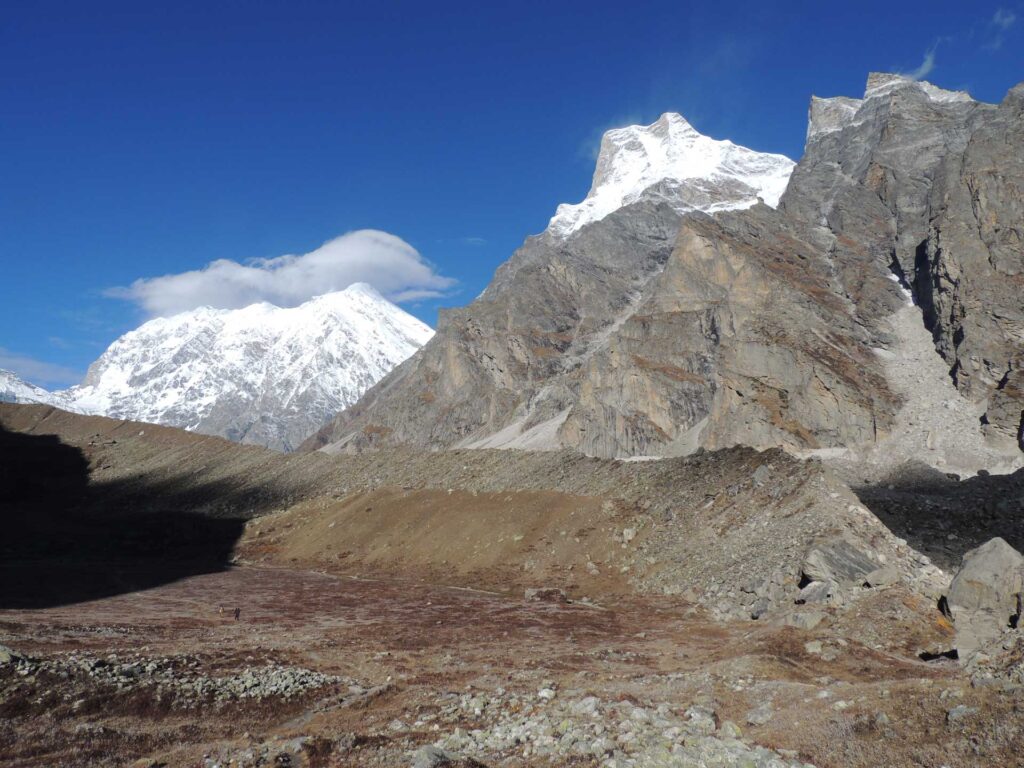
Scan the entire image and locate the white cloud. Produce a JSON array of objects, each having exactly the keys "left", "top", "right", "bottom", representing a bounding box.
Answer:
[
  {"left": 993, "top": 8, "right": 1017, "bottom": 30},
  {"left": 0, "top": 348, "right": 82, "bottom": 388},
  {"left": 107, "top": 229, "right": 456, "bottom": 317},
  {"left": 905, "top": 43, "right": 938, "bottom": 80}
]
